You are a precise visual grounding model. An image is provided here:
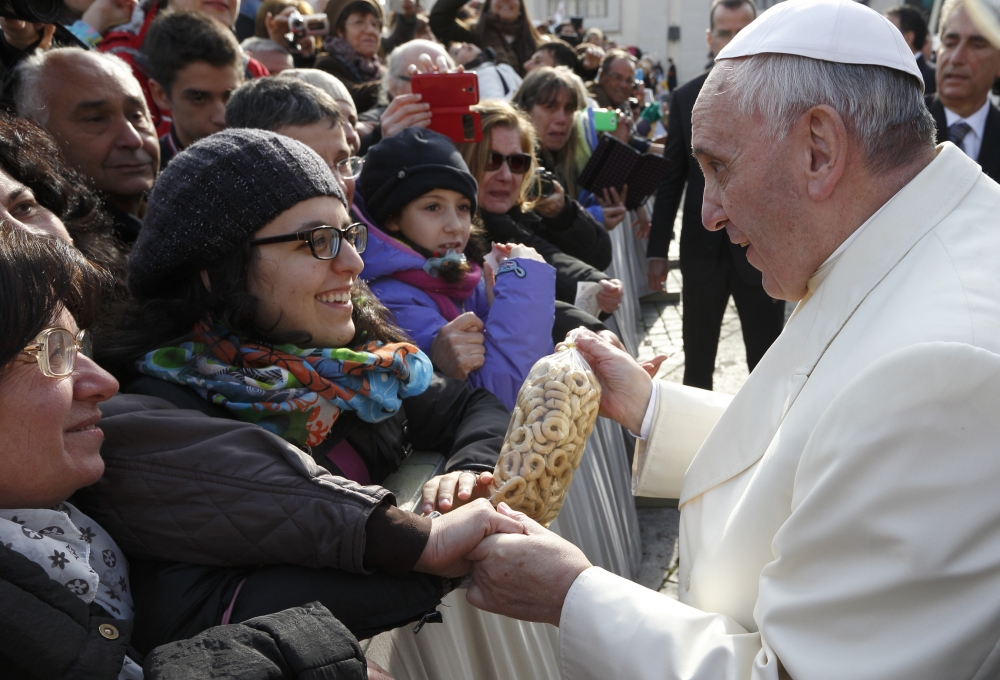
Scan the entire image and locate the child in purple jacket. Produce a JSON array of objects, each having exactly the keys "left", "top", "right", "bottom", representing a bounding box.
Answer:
[{"left": 358, "top": 127, "right": 556, "bottom": 410}]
